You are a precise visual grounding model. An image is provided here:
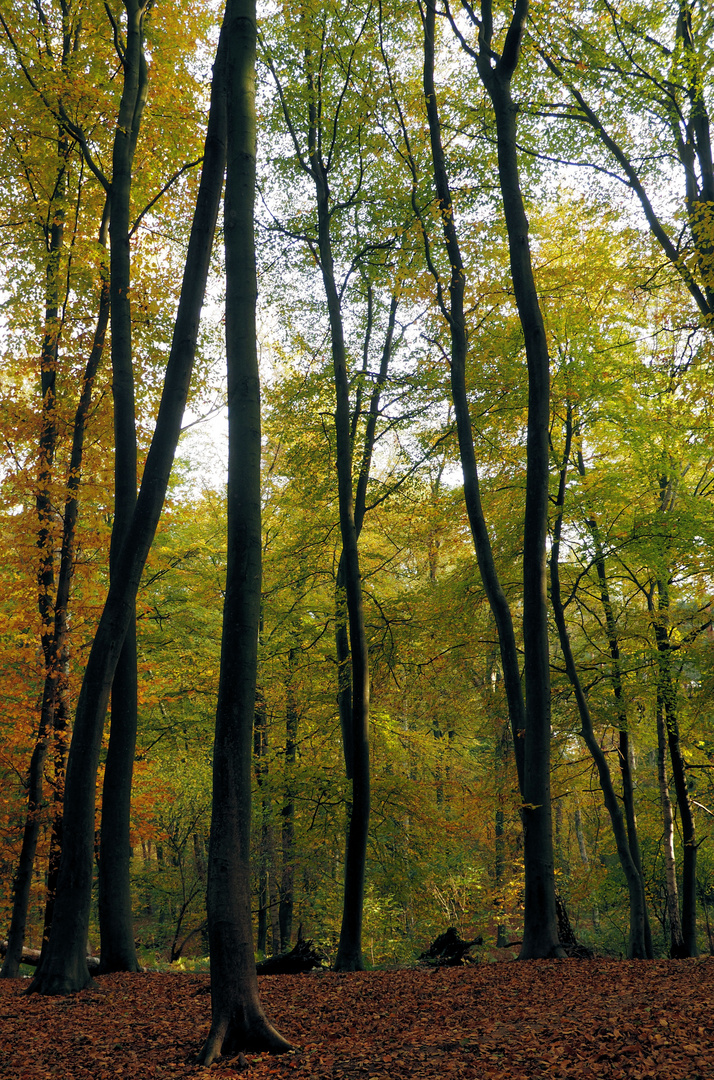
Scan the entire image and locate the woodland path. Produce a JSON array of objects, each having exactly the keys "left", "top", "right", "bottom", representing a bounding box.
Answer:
[{"left": 1, "top": 959, "right": 713, "bottom": 1079}]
